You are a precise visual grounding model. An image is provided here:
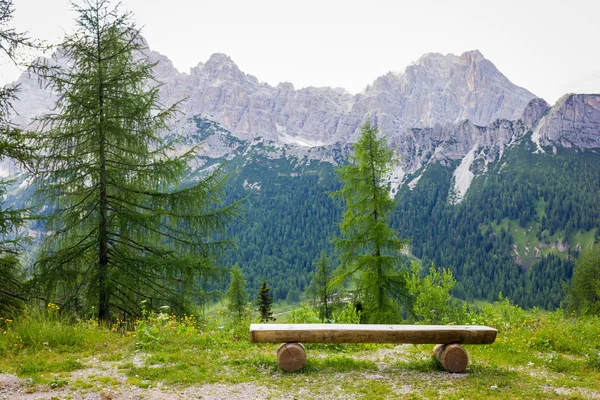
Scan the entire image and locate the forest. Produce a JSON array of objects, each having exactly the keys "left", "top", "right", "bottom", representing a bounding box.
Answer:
[{"left": 220, "top": 137, "right": 599, "bottom": 311}]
